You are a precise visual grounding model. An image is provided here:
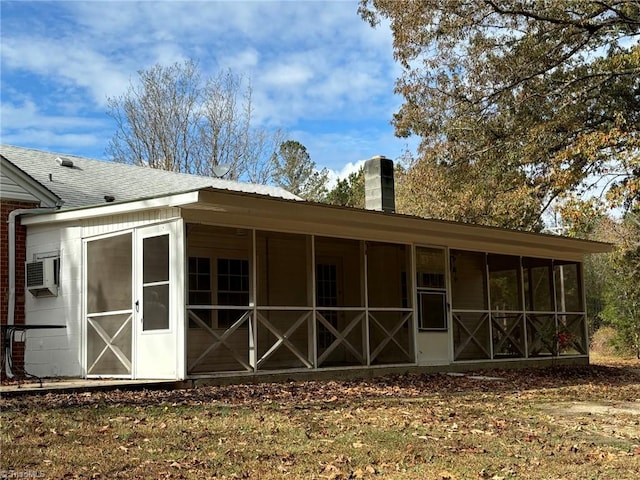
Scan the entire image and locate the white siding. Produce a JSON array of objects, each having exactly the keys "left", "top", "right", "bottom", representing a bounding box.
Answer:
[
  {"left": 24, "top": 223, "right": 83, "bottom": 377},
  {"left": 0, "top": 170, "right": 40, "bottom": 203},
  {"left": 82, "top": 207, "right": 181, "bottom": 237},
  {"left": 24, "top": 209, "right": 184, "bottom": 378}
]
